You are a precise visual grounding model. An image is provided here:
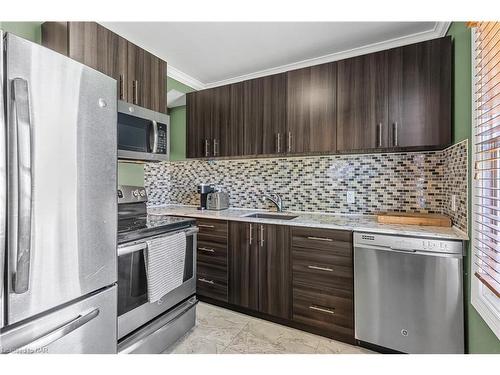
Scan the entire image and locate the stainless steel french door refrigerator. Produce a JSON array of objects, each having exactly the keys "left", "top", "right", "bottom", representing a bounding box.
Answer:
[{"left": 0, "top": 32, "right": 118, "bottom": 353}]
